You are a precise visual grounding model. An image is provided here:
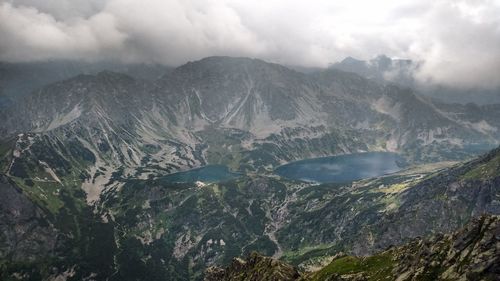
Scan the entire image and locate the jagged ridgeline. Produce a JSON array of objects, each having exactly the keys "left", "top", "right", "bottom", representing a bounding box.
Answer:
[
  {"left": 205, "top": 214, "right": 500, "bottom": 281},
  {"left": 0, "top": 57, "right": 500, "bottom": 280}
]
